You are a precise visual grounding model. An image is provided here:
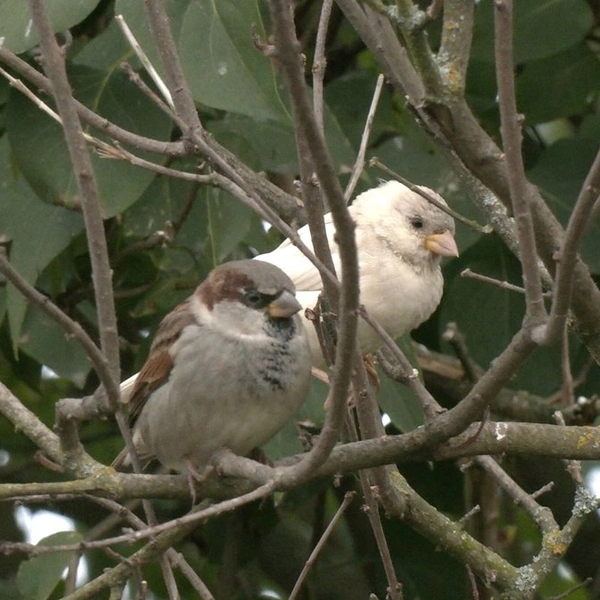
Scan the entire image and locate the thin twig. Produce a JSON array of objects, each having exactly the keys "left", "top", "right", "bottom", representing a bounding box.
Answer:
[
  {"left": 473, "top": 456, "right": 556, "bottom": 533},
  {"left": 369, "top": 158, "right": 491, "bottom": 232},
  {"left": 530, "top": 482, "right": 554, "bottom": 501},
  {"left": 494, "top": 0, "right": 546, "bottom": 326},
  {"left": 465, "top": 564, "right": 480, "bottom": 600},
  {"left": 268, "top": 0, "right": 360, "bottom": 486},
  {"left": 559, "top": 323, "right": 574, "bottom": 405},
  {"left": 119, "top": 61, "right": 181, "bottom": 123},
  {"left": 442, "top": 322, "right": 482, "bottom": 383},
  {"left": 359, "top": 306, "right": 441, "bottom": 419},
  {"left": 87, "top": 496, "right": 216, "bottom": 600},
  {"left": 546, "top": 578, "right": 592, "bottom": 600},
  {"left": 461, "top": 268, "right": 553, "bottom": 298},
  {"left": 29, "top": 0, "right": 121, "bottom": 393},
  {"left": 0, "top": 249, "right": 118, "bottom": 403},
  {"left": 0, "top": 64, "right": 62, "bottom": 122},
  {"left": 115, "top": 14, "right": 174, "bottom": 109},
  {"left": 2, "top": 482, "right": 276, "bottom": 559},
  {"left": 348, "top": 361, "right": 403, "bottom": 600},
  {"left": 143, "top": 0, "right": 202, "bottom": 131},
  {"left": 289, "top": 491, "right": 356, "bottom": 600},
  {"left": 19, "top": 6, "right": 175, "bottom": 567},
  {"left": 312, "top": 0, "right": 333, "bottom": 135},
  {"left": 344, "top": 74, "right": 385, "bottom": 201},
  {"left": 541, "top": 145, "right": 600, "bottom": 344}
]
